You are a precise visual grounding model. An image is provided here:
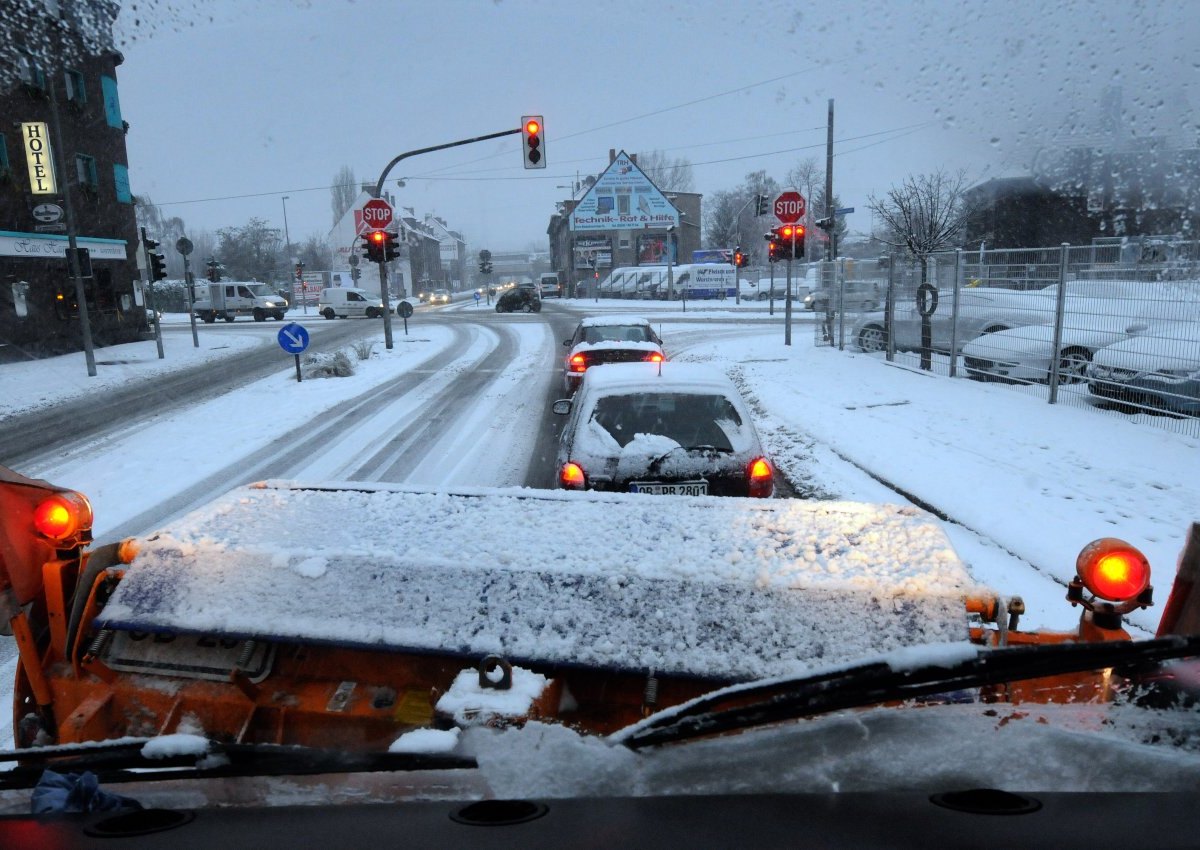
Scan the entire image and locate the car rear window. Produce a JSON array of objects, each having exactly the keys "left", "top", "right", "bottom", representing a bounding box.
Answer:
[
  {"left": 584, "top": 325, "right": 652, "bottom": 344},
  {"left": 590, "top": 392, "right": 743, "bottom": 450}
]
